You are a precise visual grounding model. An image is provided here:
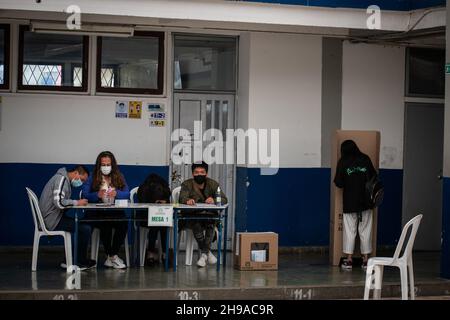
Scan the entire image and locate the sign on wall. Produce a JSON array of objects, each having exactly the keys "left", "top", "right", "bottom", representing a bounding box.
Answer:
[
  {"left": 115, "top": 101, "right": 128, "bottom": 118},
  {"left": 128, "top": 101, "right": 142, "bottom": 119},
  {"left": 148, "top": 205, "right": 173, "bottom": 227}
]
